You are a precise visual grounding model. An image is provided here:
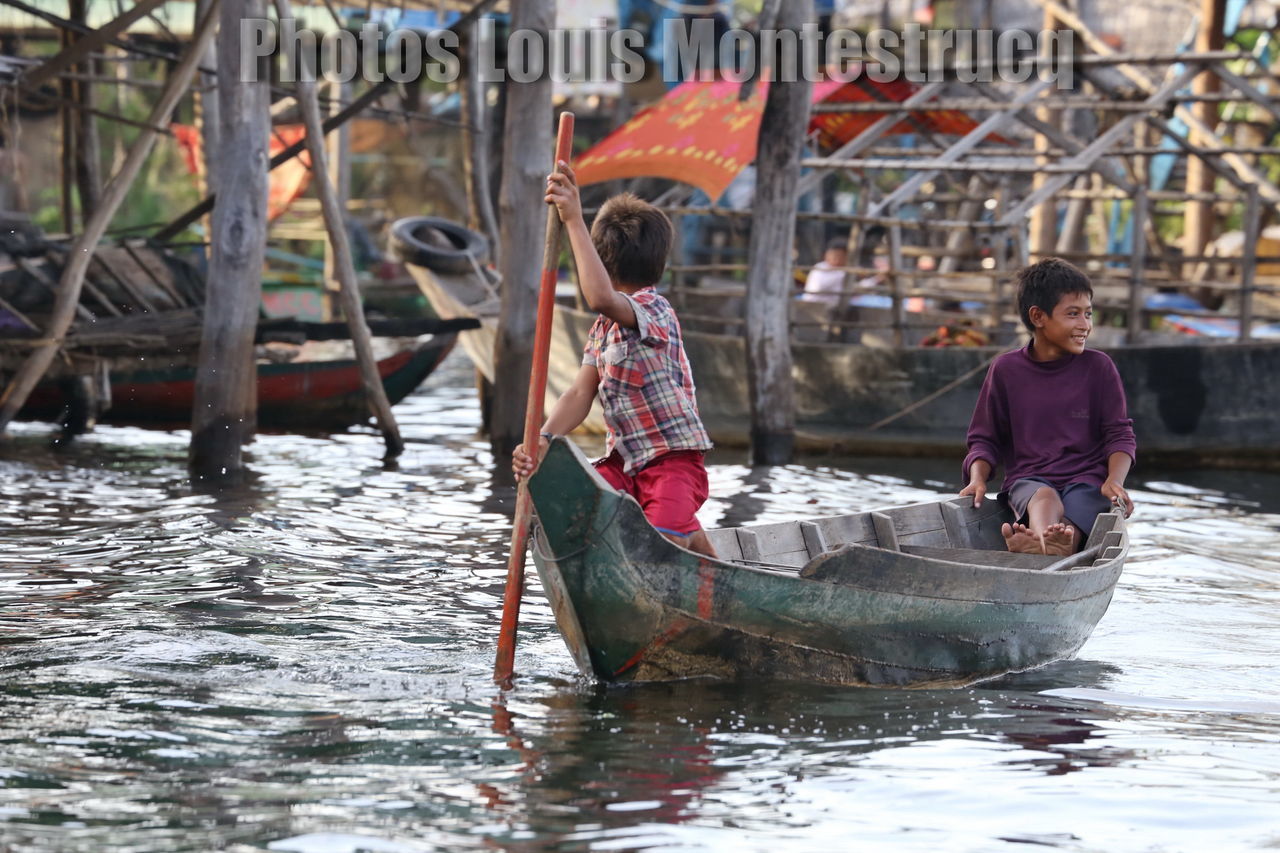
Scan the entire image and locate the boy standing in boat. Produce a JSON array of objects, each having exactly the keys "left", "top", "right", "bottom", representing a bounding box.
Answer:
[
  {"left": 960, "top": 258, "right": 1136, "bottom": 556},
  {"left": 512, "top": 162, "right": 717, "bottom": 558}
]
